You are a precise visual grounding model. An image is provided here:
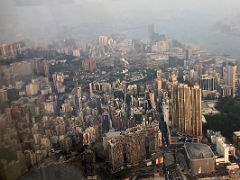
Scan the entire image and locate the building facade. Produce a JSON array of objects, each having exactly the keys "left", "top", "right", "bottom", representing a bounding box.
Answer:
[
  {"left": 172, "top": 84, "right": 202, "bottom": 142},
  {"left": 223, "top": 62, "right": 237, "bottom": 97}
]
